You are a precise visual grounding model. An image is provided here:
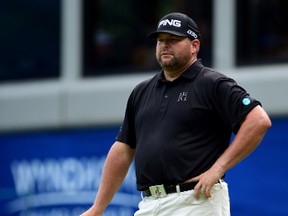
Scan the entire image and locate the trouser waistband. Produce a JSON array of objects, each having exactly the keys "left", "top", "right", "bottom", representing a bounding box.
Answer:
[{"left": 143, "top": 181, "right": 198, "bottom": 198}]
